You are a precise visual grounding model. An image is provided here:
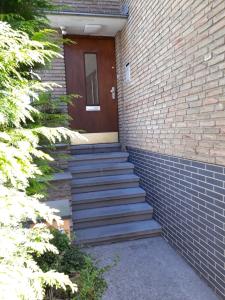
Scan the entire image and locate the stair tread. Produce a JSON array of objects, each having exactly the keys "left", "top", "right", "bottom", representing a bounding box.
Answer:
[
  {"left": 70, "top": 162, "right": 134, "bottom": 173},
  {"left": 76, "top": 220, "right": 161, "bottom": 242},
  {"left": 71, "top": 143, "right": 120, "bottom": 150},
  {"left": 70, "top": 145, "right": 161, "bottom": 244},
  {"left": 70, "top": 152, "right": 128, "bottom": 161},
  {"left": 74, "top": 202, "right": 152, "bottom": 221},
  {"left": 72, "top": 174, "right": 139, "bottom": 186},
  {"left": 73, "top": 187, "right": 146, "bottom": 202}
]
